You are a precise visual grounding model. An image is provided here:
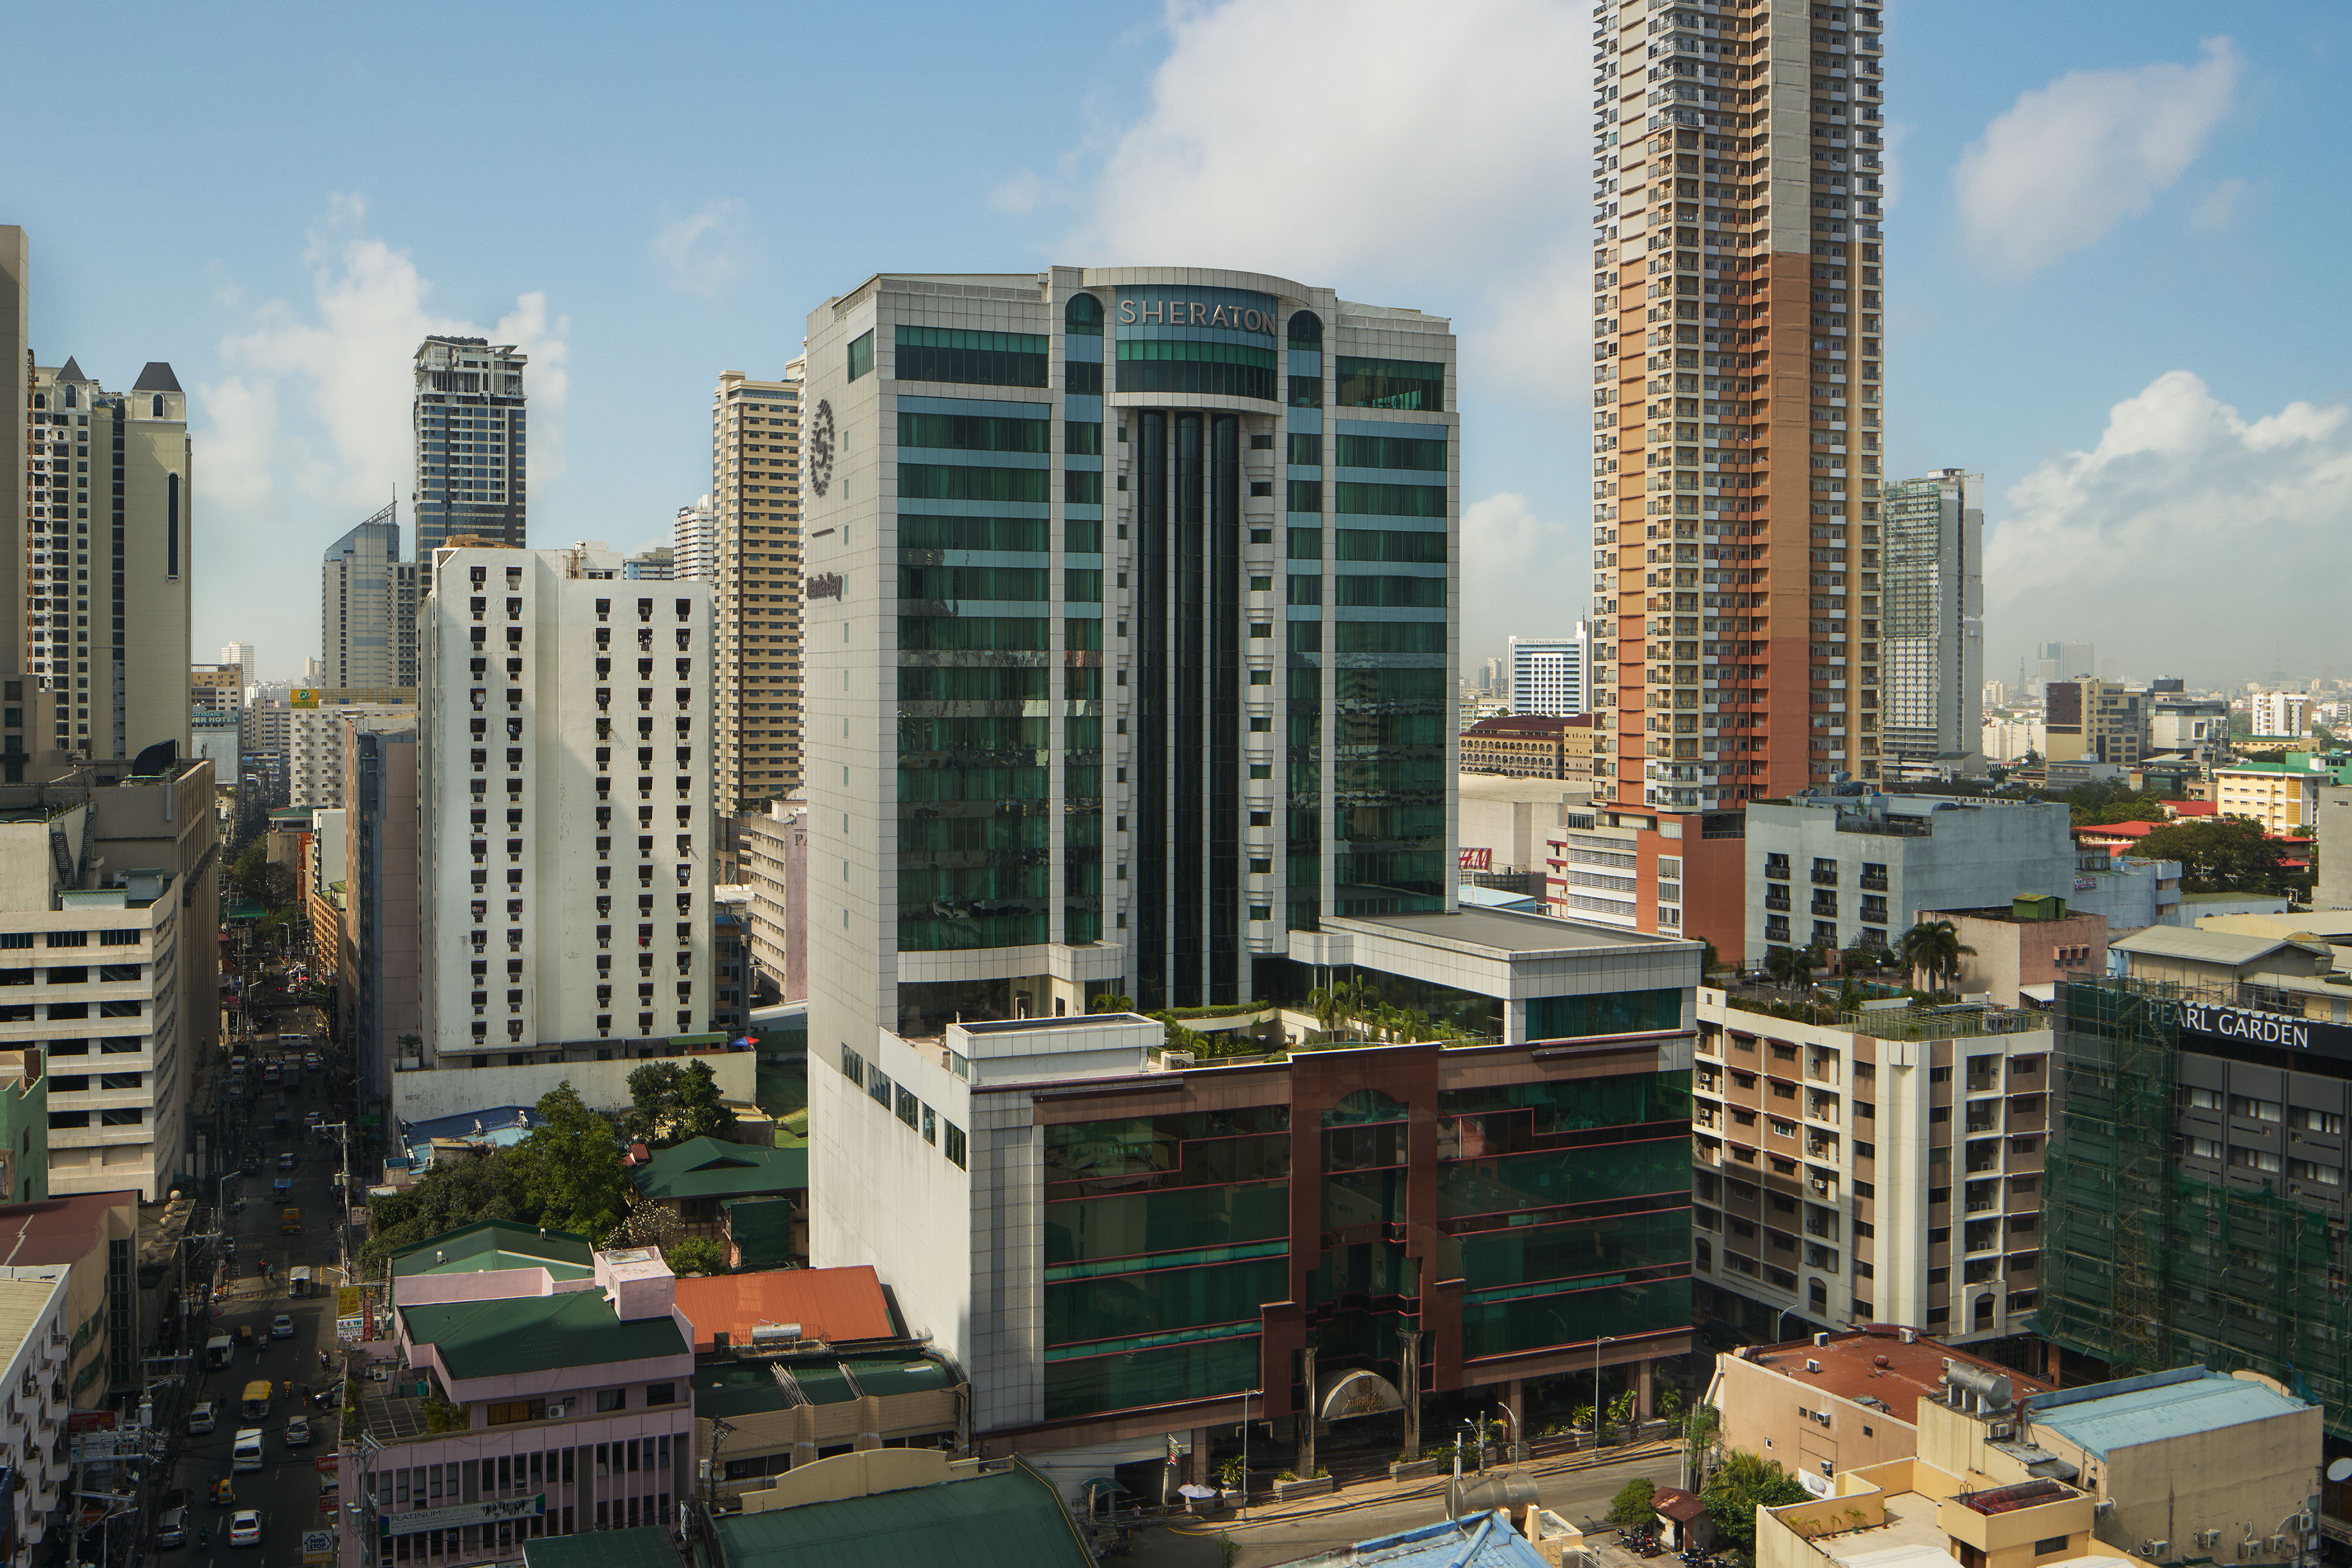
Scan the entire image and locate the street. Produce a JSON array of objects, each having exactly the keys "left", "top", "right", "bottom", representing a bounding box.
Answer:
[
  {"left": 171, "top": 1042, "right": 347, "bottom": 1565},
  {"left": 1120, "top": 1446, "right": 1684, "bottom": 1568}
]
